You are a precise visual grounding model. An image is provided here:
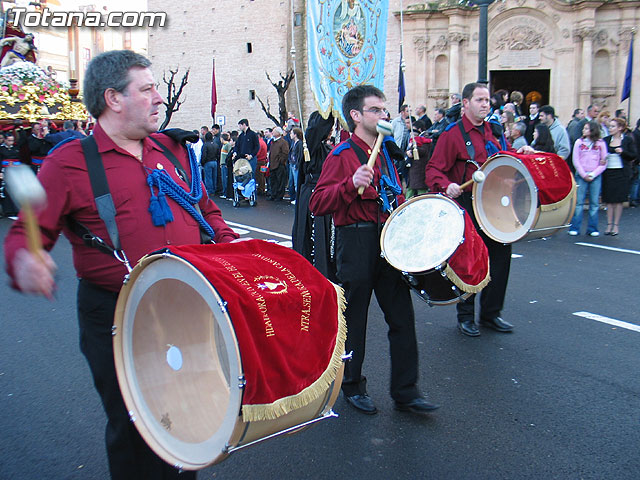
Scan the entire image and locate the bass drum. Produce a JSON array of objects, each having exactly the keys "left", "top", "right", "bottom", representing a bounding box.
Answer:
[
  {"left": 380, "top": 194, "right": 470, "bottom": 305},
  {"left": 113, "top": 249, "right": 343, "bottom": 471},
  {"left": 472, "top": 153, "right": 576, "bottom": 243}
]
